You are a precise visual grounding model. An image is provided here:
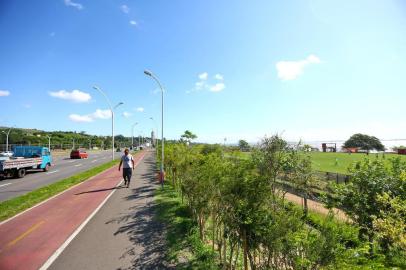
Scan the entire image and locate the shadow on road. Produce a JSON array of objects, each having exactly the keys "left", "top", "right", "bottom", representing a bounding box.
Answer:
[{"left": 75, "top": 186, "right": 125, "bottom": 195}]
